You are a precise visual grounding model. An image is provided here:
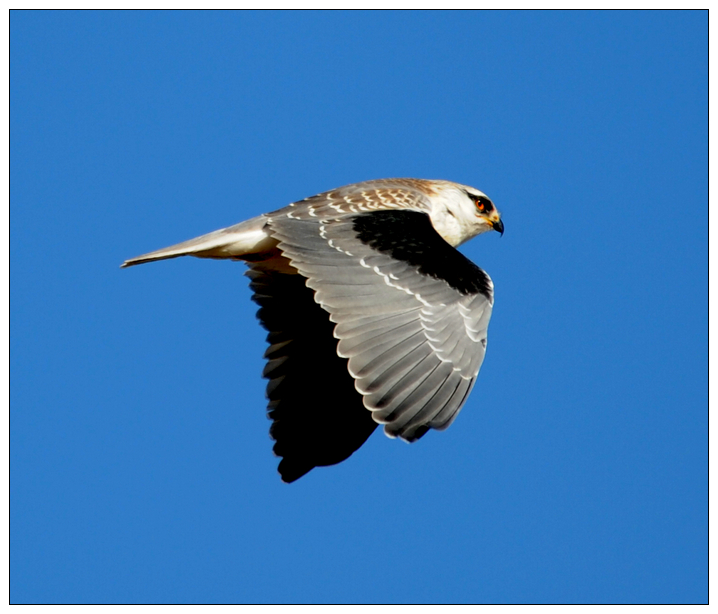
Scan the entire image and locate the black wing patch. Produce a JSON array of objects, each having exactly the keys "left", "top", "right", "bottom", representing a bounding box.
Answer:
[
  {"left": 352, "top": 210, "right": 492, "bottom": 299},
  {"left": 246, "top": 268, "right": 377, "bottom": 483}
]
